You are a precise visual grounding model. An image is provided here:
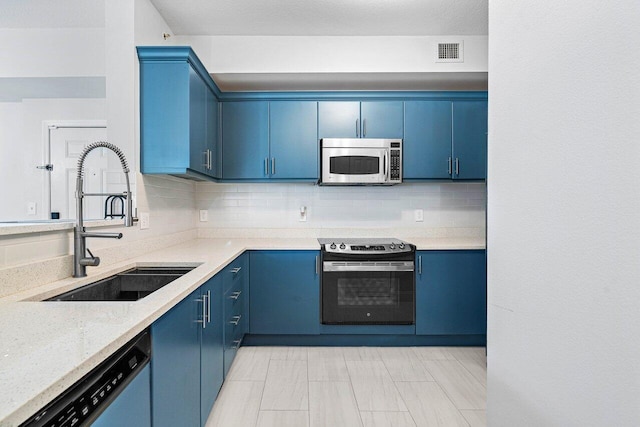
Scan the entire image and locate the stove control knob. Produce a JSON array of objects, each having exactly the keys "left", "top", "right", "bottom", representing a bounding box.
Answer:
[
  {"left": 399, "top": 243, "right": 405, "bottom": 249},
  {"left": 389, "top": 243, "right": 396, "bottom": 250},
  {"left": 339, "top": 243, "right": 346, "bottom": 250},
  {"left": 329, "top": 243, "right": 337, "bottom": 250}
]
